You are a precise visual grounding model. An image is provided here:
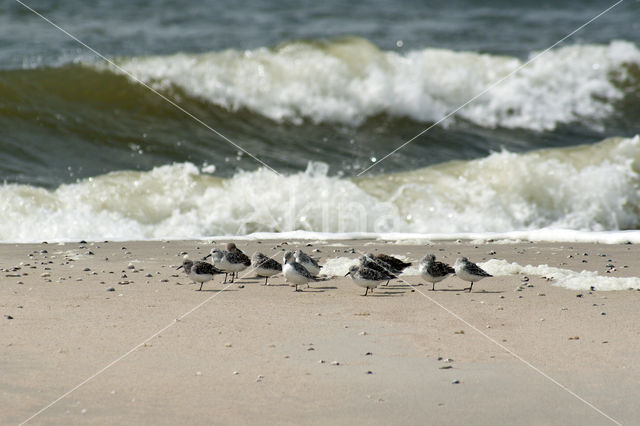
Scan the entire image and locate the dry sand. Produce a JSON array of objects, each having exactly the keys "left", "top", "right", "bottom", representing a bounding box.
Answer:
[{"left": 2, "top": 239, "right": 640, "bottom": 425}]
